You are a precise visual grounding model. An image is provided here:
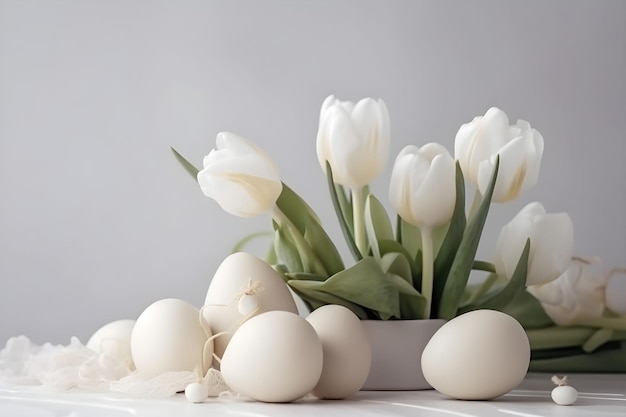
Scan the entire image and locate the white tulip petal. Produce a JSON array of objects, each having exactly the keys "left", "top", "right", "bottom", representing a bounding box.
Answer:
[
  {"left": 525, "top": 213, "right": 574, "bottom": 285},
  {"left": 495, "top": 202, "right": 573, "bottom": 286},
  {"left": 196, "top": 132, "right": 282, "bottom": 218},
  {"left": 528, "top": 259, "right": 606, "bottom": 326},
  {"left": 454, "top": 108, "right": 543, "bottom": 203},
  {"left": 316, "top": 95, "right": 389, "bottom": 189},
  {"left": 389, "top": 143, "right": 456, "bottom": 229}
]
